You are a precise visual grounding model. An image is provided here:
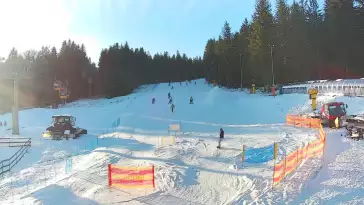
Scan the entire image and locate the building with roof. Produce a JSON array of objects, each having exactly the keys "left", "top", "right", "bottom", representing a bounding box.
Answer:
[{"left": 281, "top": 79, "right": 364, "bottom": 96}]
